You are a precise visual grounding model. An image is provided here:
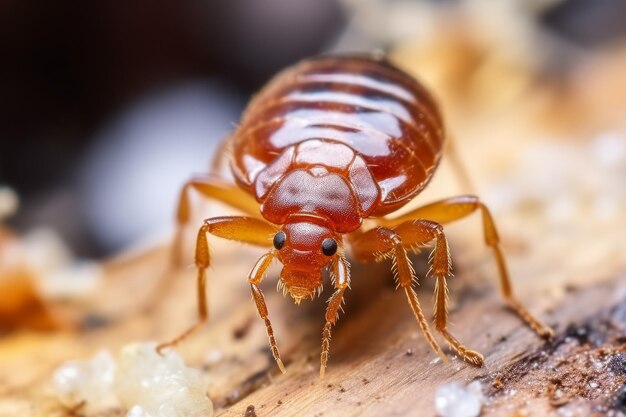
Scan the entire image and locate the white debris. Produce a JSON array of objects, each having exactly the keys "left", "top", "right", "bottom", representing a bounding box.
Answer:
[
  {"left": 115, "top": 343, "right": 212, "bottom": 417},
  {"left": 435, "top": 381, "right": 484, "bottom": 417},
  {"left": 52, "top": 342, "right": 213, "bottom": 417},
  {"left": 53, "top": 350, "right": 117, "bottom": 412},
  {"left": 430, "top": 357, "right": 442, "bottom": 365}
]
